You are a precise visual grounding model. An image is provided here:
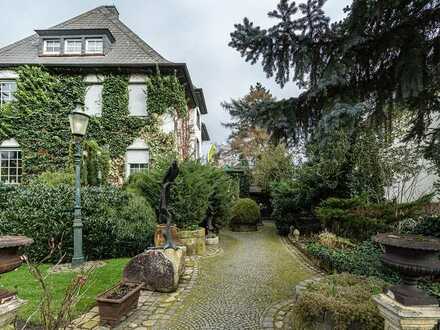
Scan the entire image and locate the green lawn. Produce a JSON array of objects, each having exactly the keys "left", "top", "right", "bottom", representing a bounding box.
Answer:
[{"left": 0, "top": 258, "right": 129, "bottom": 325}]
